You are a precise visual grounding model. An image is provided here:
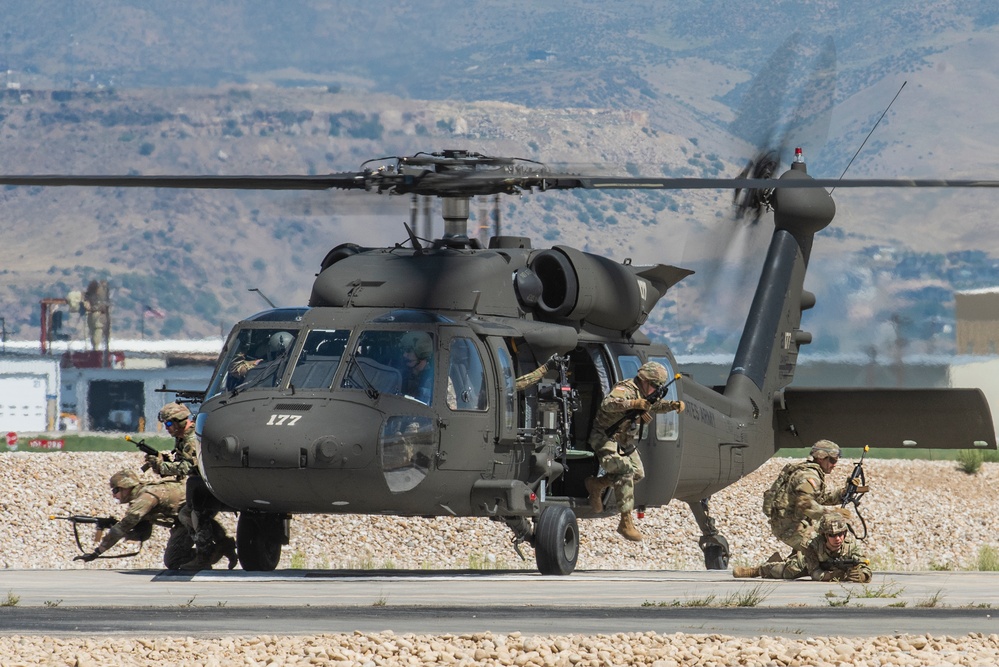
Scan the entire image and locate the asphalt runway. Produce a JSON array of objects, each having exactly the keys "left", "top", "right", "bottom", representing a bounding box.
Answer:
[{"left": 0, "top": 569, "right": 997, "bottom": 638}]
